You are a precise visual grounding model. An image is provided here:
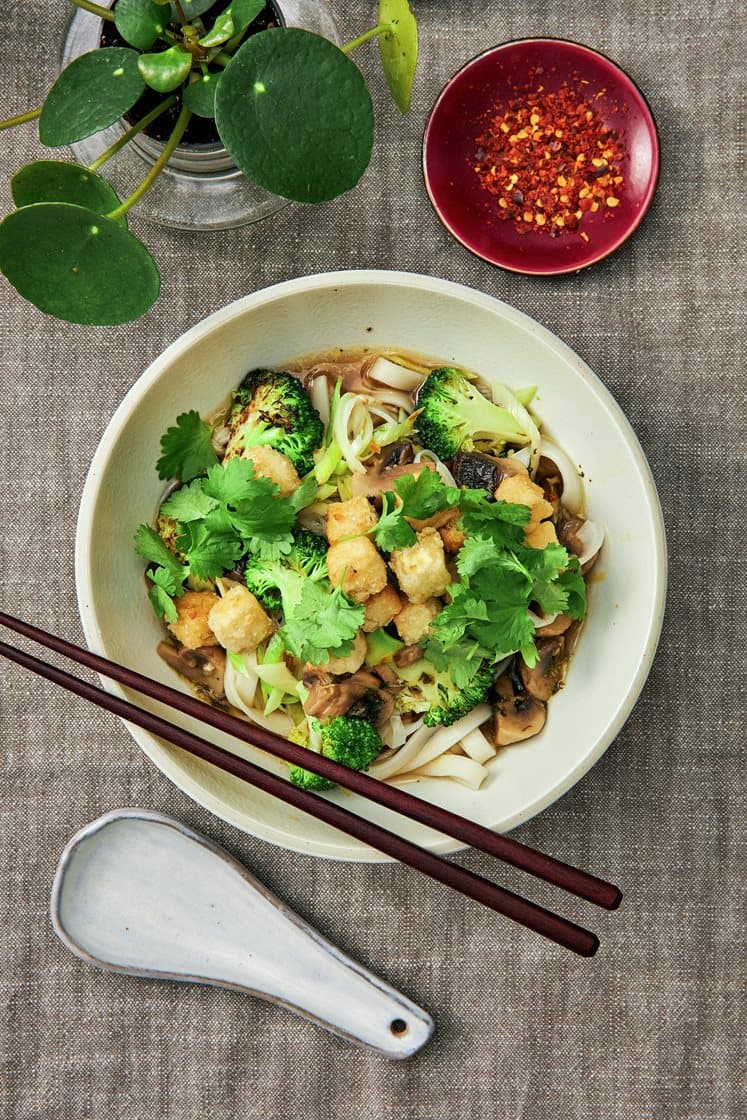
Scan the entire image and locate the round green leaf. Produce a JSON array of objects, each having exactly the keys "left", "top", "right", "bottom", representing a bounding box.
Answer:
[
  {"left": 114, "top": 0, "right": 167, "bottom": 50},
  {"left": 173, "top": 0, "right": 217, "bottom": 21},
  {"left": 0, "top": 203, "right": 160, "bottom": 325},
  {"left": 215, "top": 29, "right": 374, "bottom": 203},
  {"left": 232, "top": 0, "right": 265, "bottom": 34},
  {"left": 183, "top": 73, "right": 219, "bottom": 117},
  {"left": 138, "top": 45, "right": 193, "bottom": 92},
  {"left": 378, "top": 0, "right": 418, "bottom": 113},
  {"left": 11, "top": 161, "right": 127, "bottom": 227},
  {"left": 40, "top": 48, "right": 146, "bottom": 146}
]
